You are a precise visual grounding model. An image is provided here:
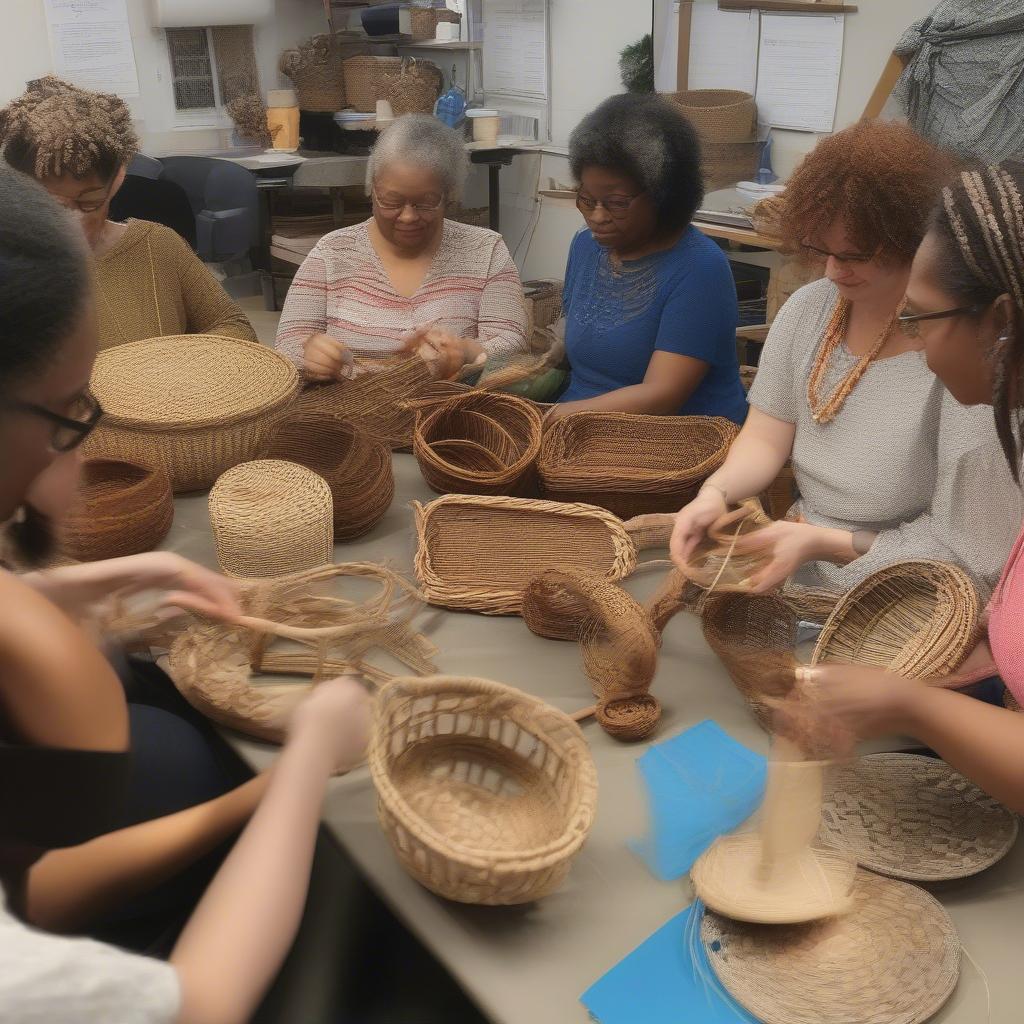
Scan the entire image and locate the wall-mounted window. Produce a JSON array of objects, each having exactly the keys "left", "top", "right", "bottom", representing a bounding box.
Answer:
[{"left": 166, "top": 25, "right": 259, "bottom": 114}]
